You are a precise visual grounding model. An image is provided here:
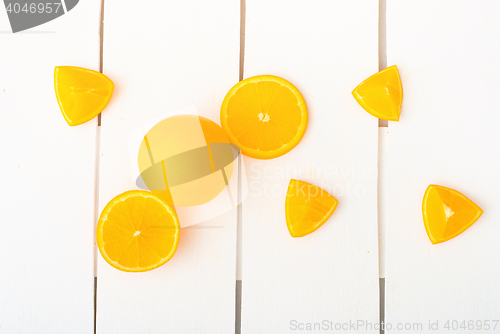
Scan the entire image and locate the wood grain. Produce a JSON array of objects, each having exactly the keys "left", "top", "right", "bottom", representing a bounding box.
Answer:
[
  {"left": 386, "top": 1, "right": 500, "bottom": 332},
  {"left": 241, "top": 1, "right": 380, "bottom": 332}
]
